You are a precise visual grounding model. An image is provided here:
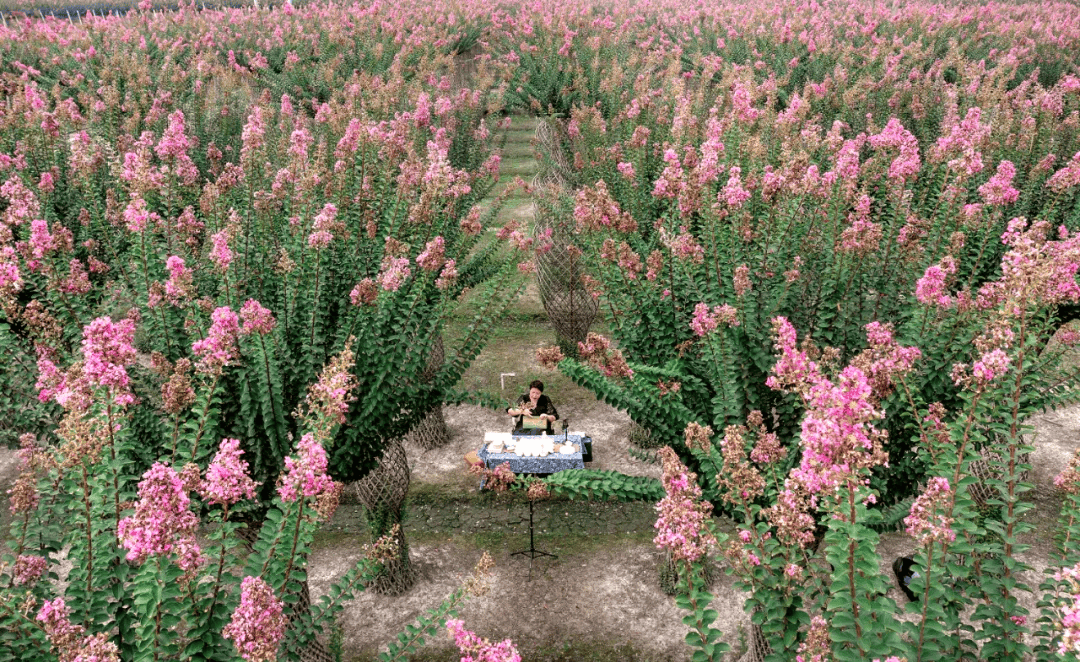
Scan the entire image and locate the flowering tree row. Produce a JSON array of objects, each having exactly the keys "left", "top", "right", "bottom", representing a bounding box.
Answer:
[
  {"left": 519, "top": 0, "right": 1080, "bottom": 660},
  {"left": 0, "top": 2, "right": 542, "bottom": 660}
]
